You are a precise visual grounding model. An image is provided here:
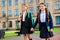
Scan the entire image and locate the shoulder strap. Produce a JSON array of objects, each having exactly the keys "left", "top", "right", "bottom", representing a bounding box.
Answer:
[
  {"left": 28, "top": 11, "right": 31, "bottom": 18},
  {"left": 32, "top": 16, "right": 34, "bottom": 24}
]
